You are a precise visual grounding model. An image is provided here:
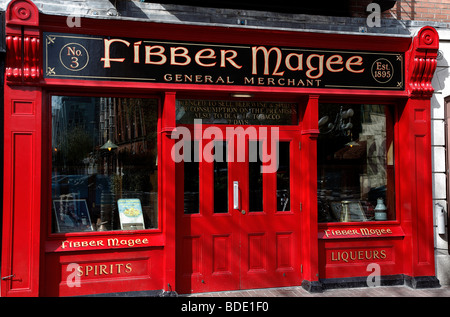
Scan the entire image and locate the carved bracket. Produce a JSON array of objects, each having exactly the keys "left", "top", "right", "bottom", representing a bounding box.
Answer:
[
  {"left": 5, "top": 0, "right": 41, "bottom": 83},
  {"left": 6, "top": 35, "right": 40, "bottom": 81},
  {"left": 409, "top": 26, "right": 439, "bottom": 98},
  {"left": 6, "top": 0, "right": 39, "bottom": 27}
]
